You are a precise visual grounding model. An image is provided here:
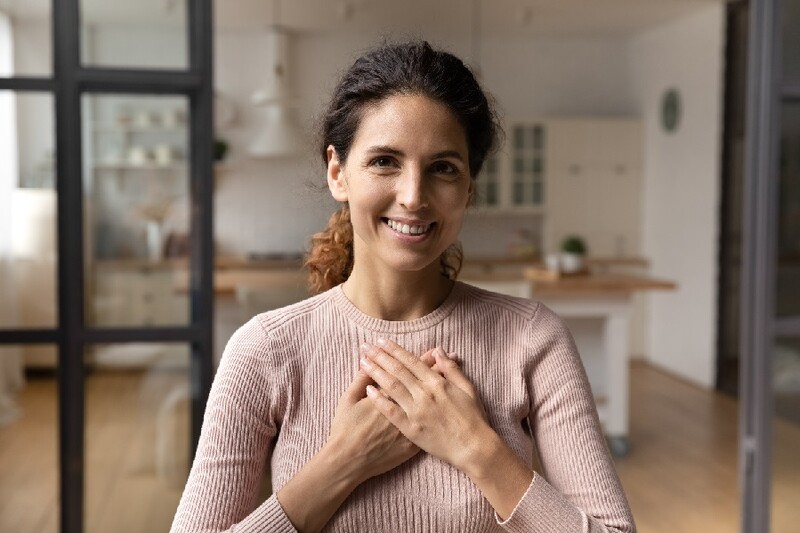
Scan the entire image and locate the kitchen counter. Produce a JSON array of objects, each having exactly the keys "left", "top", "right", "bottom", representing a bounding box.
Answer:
[{"left": 461, "top": 263, "right": 676, "bottom": 457}]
